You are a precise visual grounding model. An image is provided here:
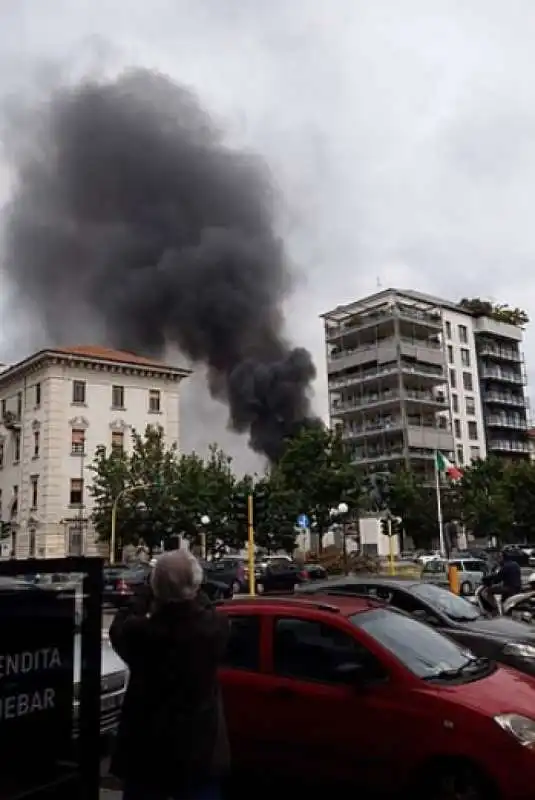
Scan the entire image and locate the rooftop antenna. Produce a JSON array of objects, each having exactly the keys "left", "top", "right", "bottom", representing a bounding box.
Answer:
[{"left": 376, "top": 276, "right": 382, "bottom": 289}]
